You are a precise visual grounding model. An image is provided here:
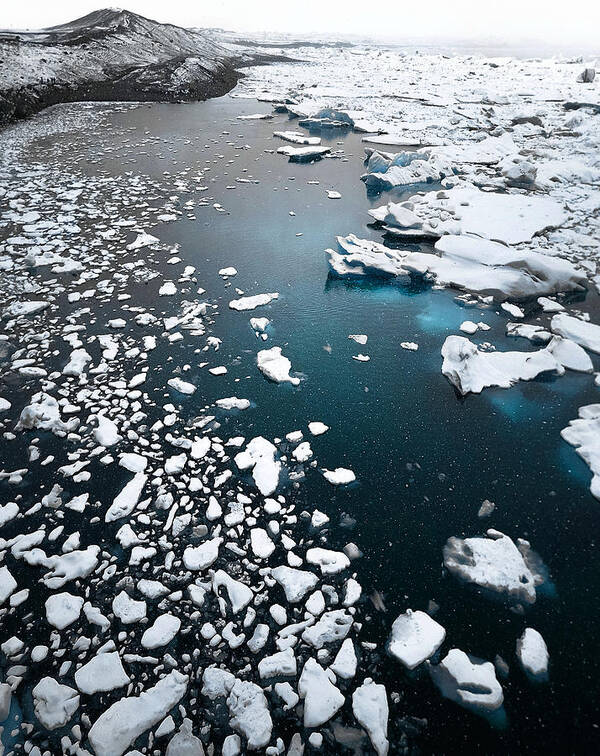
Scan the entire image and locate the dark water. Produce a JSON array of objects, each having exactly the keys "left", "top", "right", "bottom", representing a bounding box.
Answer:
[{"left": 4, "top": 95, "right": 600, "bottom": 753}]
